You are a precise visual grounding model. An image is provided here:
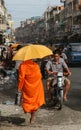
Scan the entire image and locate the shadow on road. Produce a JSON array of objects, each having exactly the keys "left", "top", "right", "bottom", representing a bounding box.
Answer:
[{"left": 0, "top": 116, "right": 25, "bottom": 126}]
